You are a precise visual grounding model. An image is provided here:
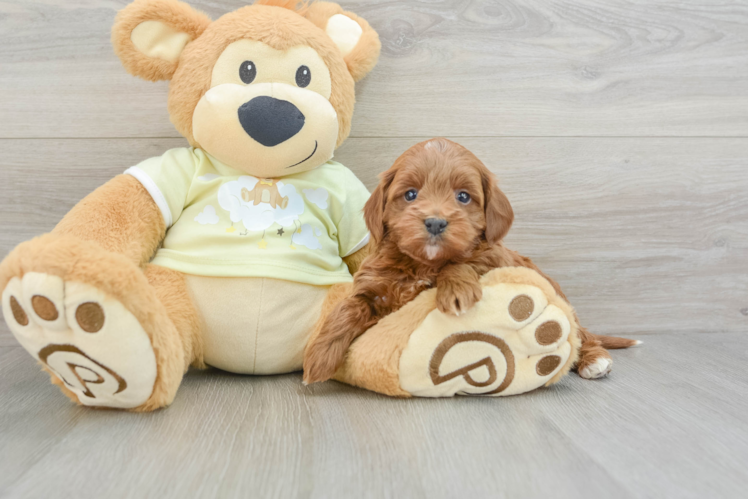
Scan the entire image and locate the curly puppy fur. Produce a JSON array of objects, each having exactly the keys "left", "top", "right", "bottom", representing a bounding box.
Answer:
[{"left": 303, "top": 138, "right": 636, "bottom": 384}]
